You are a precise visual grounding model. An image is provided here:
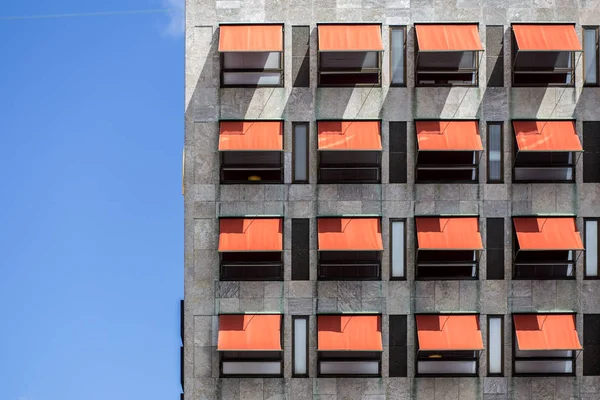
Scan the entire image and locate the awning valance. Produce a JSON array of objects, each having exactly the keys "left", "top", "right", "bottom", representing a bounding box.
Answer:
[
  {"left": 513, "top": 24, "right": 582, "bottom": 52},
  {"left": 318, "top": 121, "right": 382, "bottom": 151},
  {"left": 514, "top": 314, "right": 582, "bottom": 351},
  {"left": 513, "top": 217, "right": 584, "bottom": 251},
  {"left": 513, "top": 121, "right": 582, "bottom": 152},
  {"left": 218, "top": 314, "right": 282, "bottom": 351},
  {"left": 318, "top": 315, "right": 383, "bottom": 351},
  {"left": 317, "top": 218, "right": 383, "bottom": 251},
  {"left": 218, "top": 218, "right": 283, "bottom": 252},
  {"left": 318, "top": 24, "right": 383, "bottom": 52},
  {"left": 415, "top": 24, "right": 483, "bottom": 52},
  {"left": 219, "top": 24, "right": 283, "bottom": 52},
  {"left": 219, "top": 121, "right": 283, "bottom": 151},
  {"left": 416, "top": 315, "right": 484, "bottom": 351},
  {"left": 416, "top": 121, "right": 483, "bottom": 151},
  {"left": 416, "top": 217, "right": 483, "bottom": 250}
]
